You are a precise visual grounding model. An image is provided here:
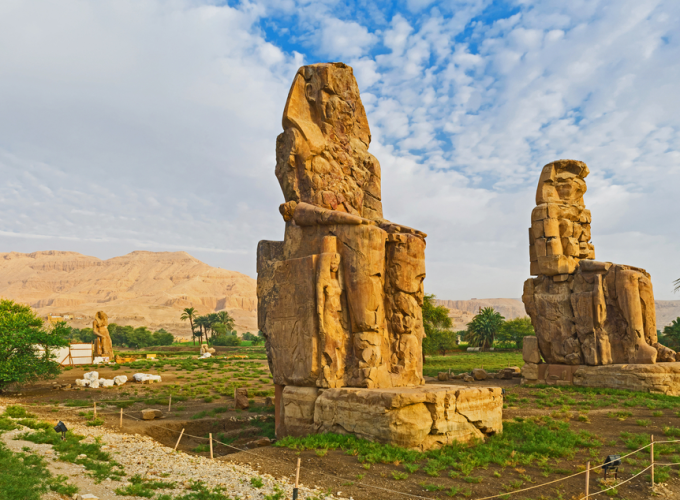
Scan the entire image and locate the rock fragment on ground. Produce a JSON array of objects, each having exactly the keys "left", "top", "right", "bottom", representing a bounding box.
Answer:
[{"left": 235, "top": 387, "right": 249, "bottom": 409}]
